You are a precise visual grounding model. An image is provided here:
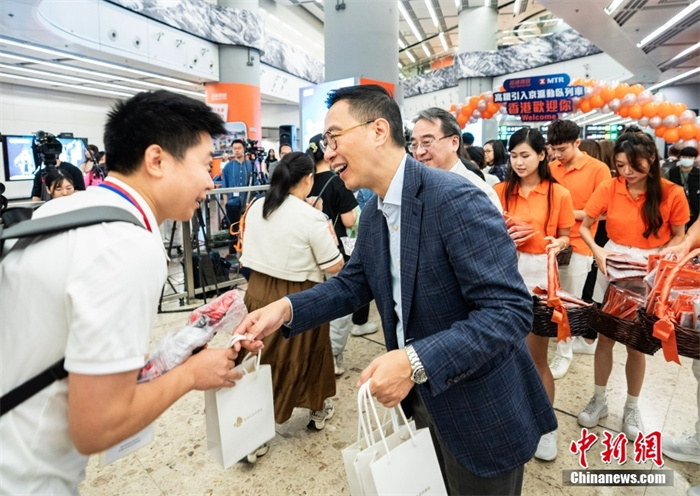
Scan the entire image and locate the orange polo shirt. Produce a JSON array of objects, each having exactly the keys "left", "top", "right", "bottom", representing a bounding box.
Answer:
[
  {"left": 494, "top": 180, "right": 575, "bottom": 254},
  {"left": 549, "top": 153, "right": 612, "bottom": 256},
  {"left": 584, "top": 178, "right": 690, "bottom": 249}
]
